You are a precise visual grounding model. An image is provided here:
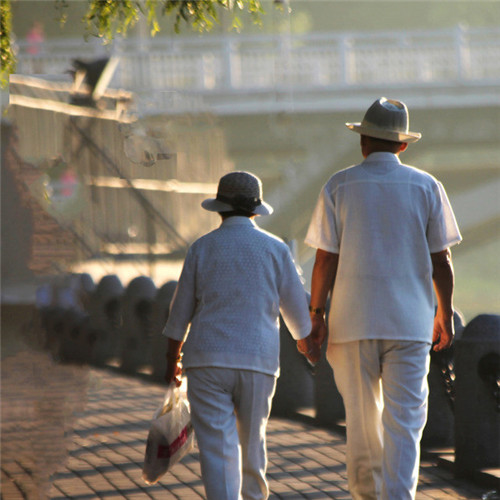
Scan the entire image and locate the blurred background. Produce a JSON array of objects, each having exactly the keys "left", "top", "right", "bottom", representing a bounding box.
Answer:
[{"left": 2, "top": 0, "right": 499, "bottom": 323}]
